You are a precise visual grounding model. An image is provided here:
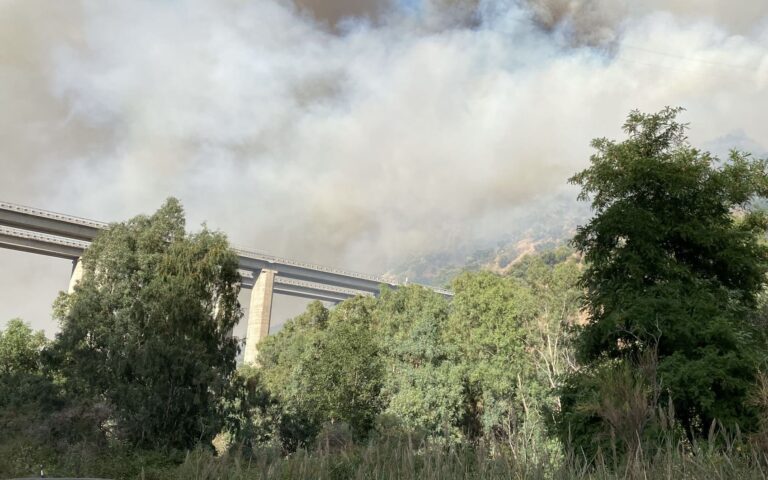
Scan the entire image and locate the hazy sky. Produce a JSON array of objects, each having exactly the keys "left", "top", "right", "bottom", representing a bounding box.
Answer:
[{"left": 1, "top": 0, "right": 767, "bottom": 336}]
